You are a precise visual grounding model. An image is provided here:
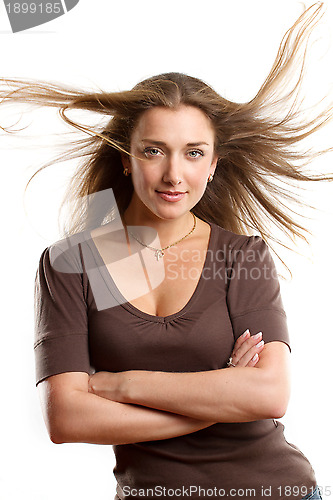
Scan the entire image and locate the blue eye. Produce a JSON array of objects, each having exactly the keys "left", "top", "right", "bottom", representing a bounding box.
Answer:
[
  {"left": 188, "top": 150, "right": 204, "bottom": 158},
  {"left": 144, "top": 148, "right": 161, "bottom": 157}
]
